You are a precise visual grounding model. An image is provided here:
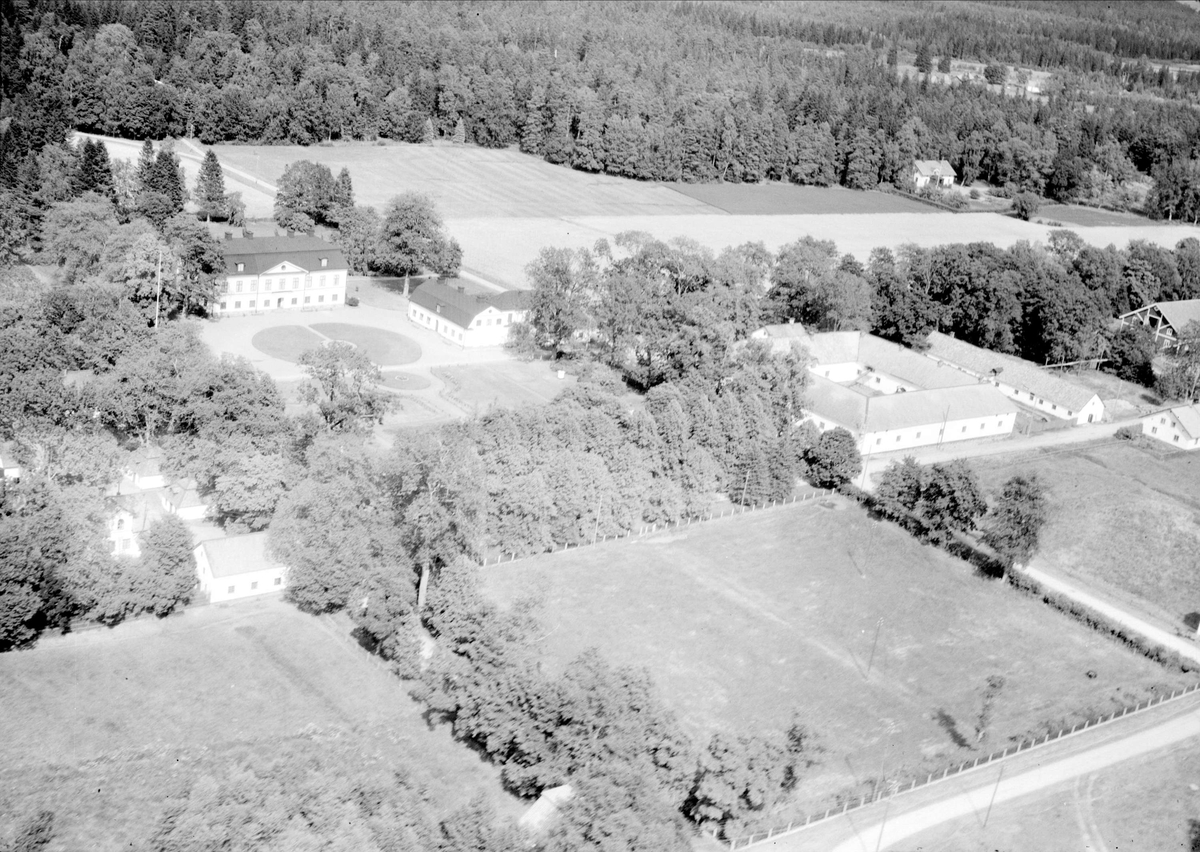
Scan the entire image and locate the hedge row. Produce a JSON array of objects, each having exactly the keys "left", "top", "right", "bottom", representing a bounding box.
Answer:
[{"left": 1007, "top": 570, "right": 1195, "bottom": 674}]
